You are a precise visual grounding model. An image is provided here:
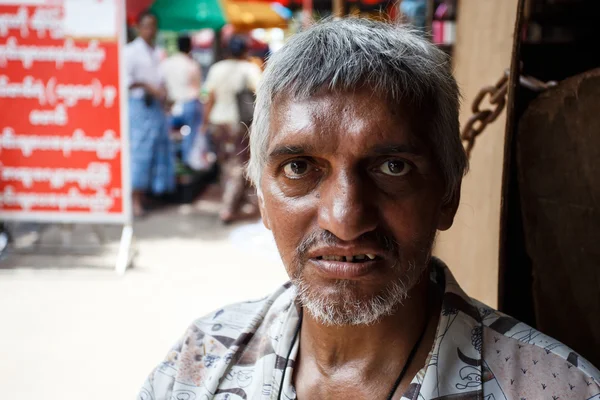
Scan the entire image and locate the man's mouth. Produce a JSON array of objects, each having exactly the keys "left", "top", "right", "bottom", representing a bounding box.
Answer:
[
  {"left": 310, "top": 253, "right": 384, "bottom": 279},
  {"left": 315, "top": 254, "right": 379, "bottom": 263}
]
